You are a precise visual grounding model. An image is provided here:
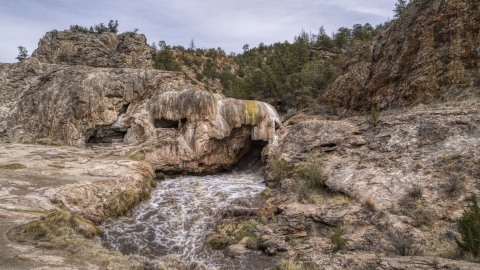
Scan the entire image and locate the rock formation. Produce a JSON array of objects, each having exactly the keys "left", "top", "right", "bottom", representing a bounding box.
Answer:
[
  {"left": 321, "top": 0, "right": 480, "bottom": 110},
  {"left": 32, "top": 30, "right": 154, "bottom": 69},
  {"left": 0, "top": 56, "right": 280, "bottom": 174}
]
